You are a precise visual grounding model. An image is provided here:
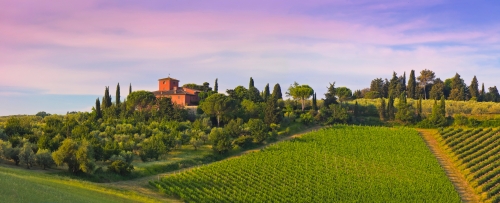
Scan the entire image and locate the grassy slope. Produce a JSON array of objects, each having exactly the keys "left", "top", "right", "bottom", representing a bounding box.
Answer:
[
  {"left": 154, "top": 126, "right": 460, "bottom": 202},
  {"left": 0, "top": 166, "right": 165, "bottom": 203}
]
